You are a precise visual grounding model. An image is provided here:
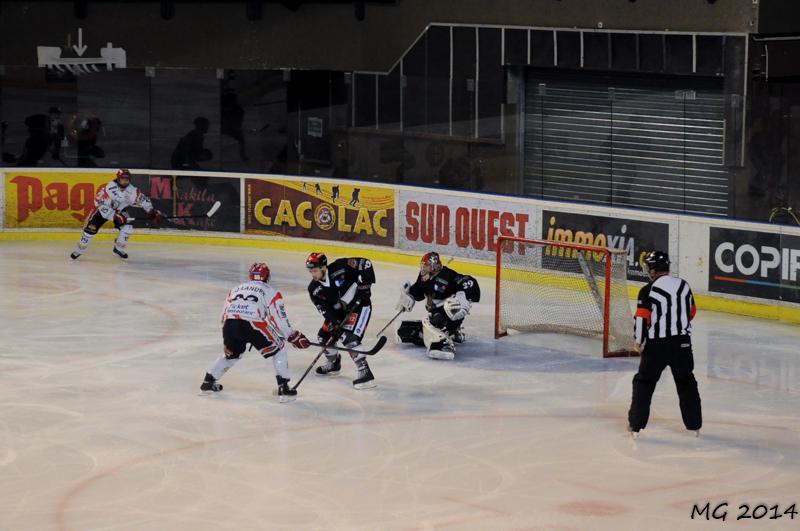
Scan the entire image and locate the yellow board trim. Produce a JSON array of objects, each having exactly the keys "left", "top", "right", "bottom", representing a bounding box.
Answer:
[{"left": 3, "top": 230, "right": 800, "bottom": 324}]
